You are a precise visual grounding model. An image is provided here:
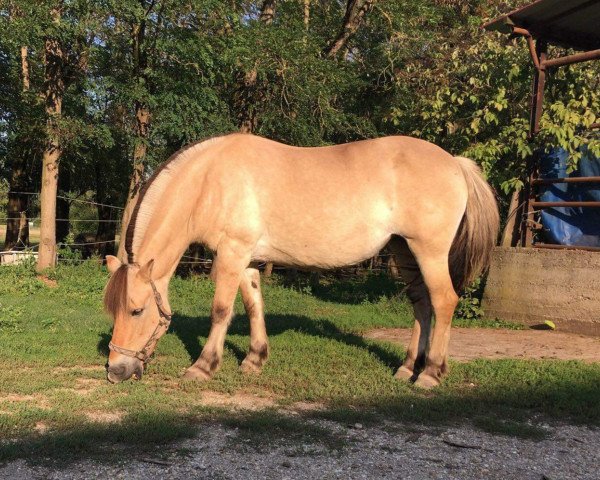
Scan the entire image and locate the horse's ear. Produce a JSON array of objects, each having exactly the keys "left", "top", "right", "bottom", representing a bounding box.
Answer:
[
  {"left": 137, "top": 259, "right": 154, "bottom": 283},
  {"left": 106, "top": 255, "right": 122, "bottom": 275}
]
